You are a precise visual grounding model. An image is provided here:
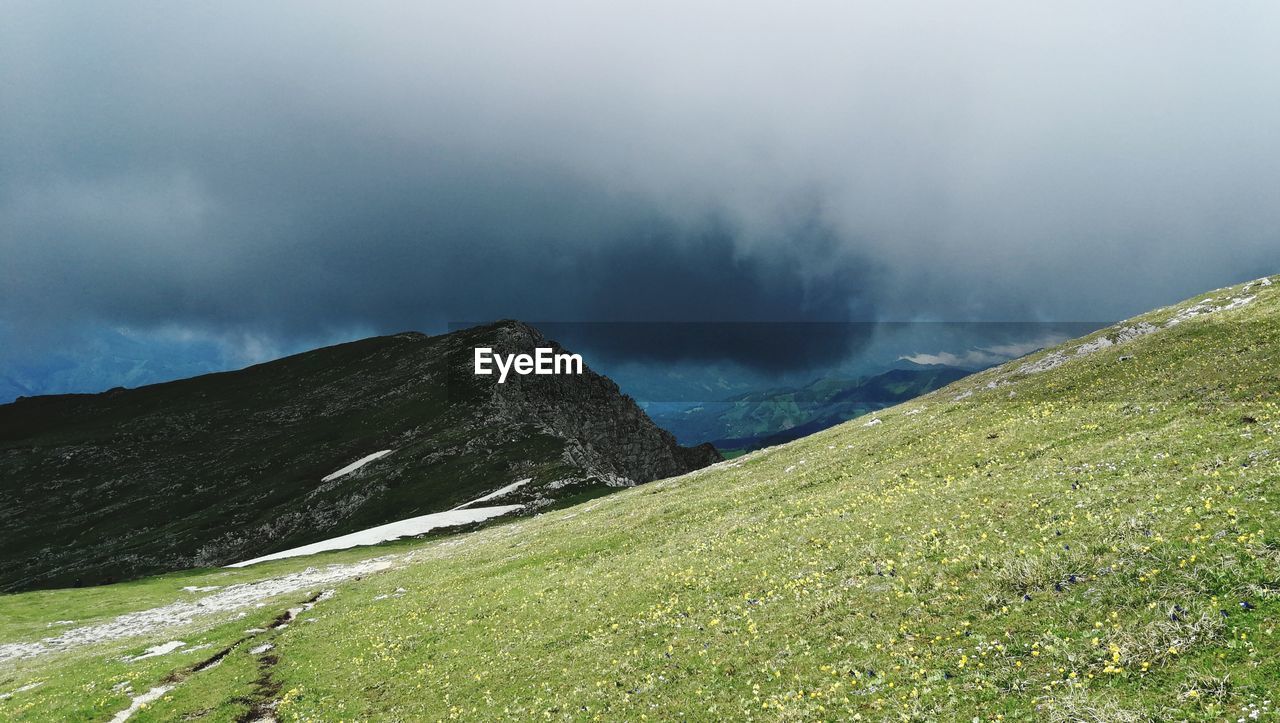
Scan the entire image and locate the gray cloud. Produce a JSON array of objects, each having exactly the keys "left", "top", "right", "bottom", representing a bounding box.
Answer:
[{"left": 2, "top": 1, "right": 1279, "bottom": 376}]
